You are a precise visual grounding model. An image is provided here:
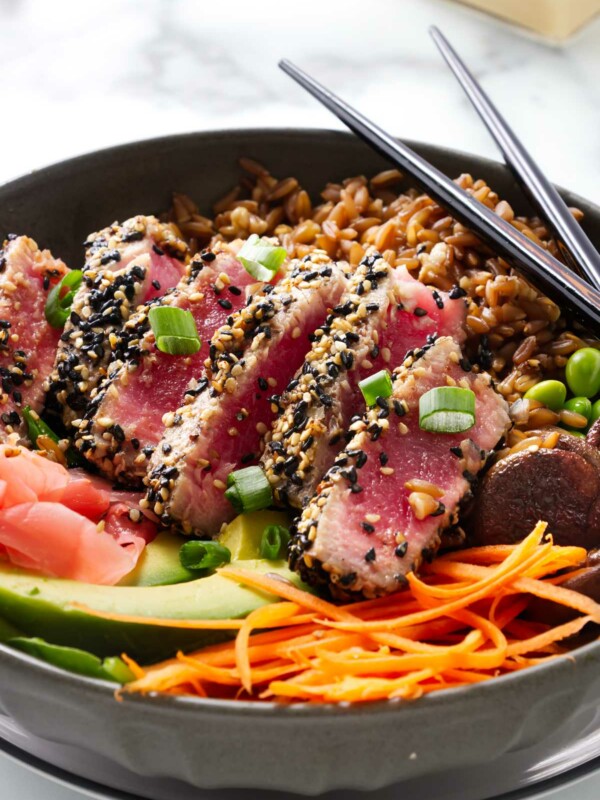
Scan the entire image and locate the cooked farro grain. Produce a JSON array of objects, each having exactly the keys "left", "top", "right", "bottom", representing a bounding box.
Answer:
[{"left": 164, "top": 158, "right": 599, "bottom": 436}]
